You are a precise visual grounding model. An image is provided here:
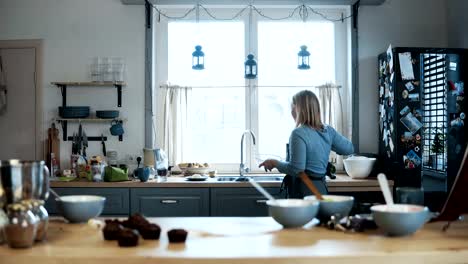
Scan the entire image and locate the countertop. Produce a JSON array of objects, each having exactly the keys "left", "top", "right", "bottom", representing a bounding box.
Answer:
[
  {"left": 50, "top": 174, "right": 393, "bottom": 192},
  {"left": 1, "top": 216, "right": 468, "bottom": 264}
]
